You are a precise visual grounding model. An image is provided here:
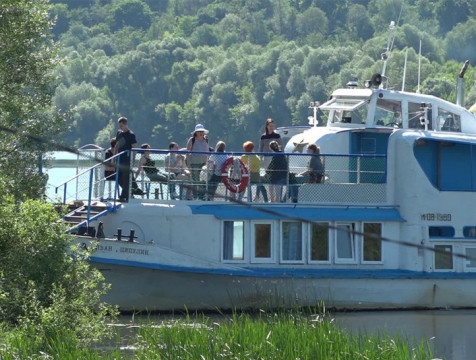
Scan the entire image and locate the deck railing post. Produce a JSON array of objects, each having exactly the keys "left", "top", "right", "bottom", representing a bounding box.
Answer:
[
  {"left": 113, "top": 153, "right": 121, "bottom": 207},
  {"left": 87, "top": 169, "right": 94, "bottom": 223},
  {"left": 357, "top": 156, "right": 361, "bottom": 184},
  {"left": 63, "top": 184, "right": 67, "bottom": 204}
]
